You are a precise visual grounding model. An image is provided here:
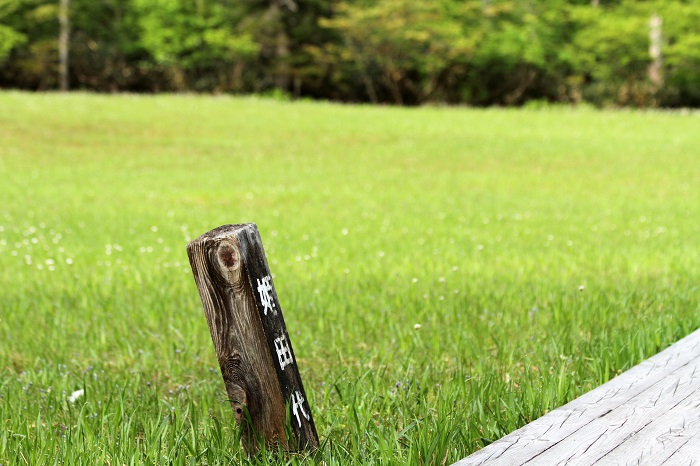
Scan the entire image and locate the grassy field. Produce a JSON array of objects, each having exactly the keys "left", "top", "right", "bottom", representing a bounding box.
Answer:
[{"left": 0, "top": 92, "right": 698, "bottom": 465}]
